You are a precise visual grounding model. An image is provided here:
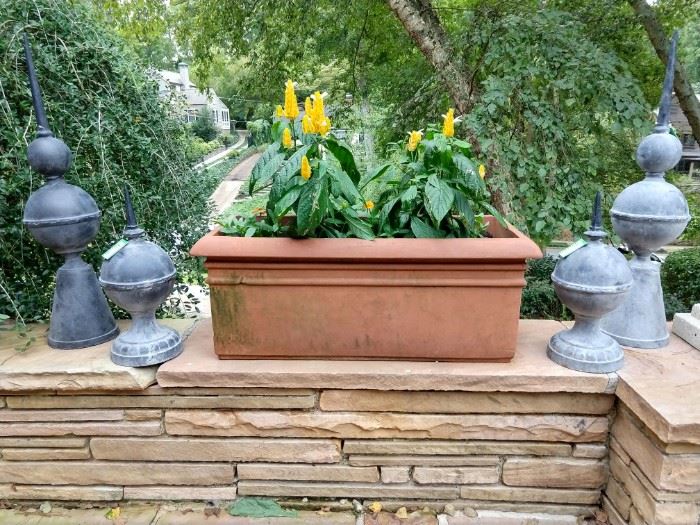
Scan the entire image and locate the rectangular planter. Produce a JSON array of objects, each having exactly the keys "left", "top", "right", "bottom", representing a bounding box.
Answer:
[{"left": 190, "top": 218, "right": 542, "bottom": 361}]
